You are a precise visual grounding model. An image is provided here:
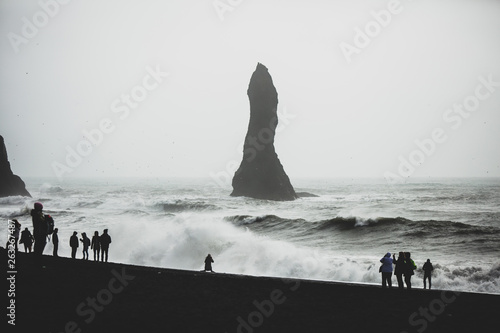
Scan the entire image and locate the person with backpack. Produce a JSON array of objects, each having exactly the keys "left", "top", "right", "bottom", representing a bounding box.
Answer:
[
  {"left": 52, "top": 228, "right": 59, "bottom": 257},
  {"left": 100, "top": 229, "right": 111, "bottom": 262},
  {"left": 70, "top": 231, "right": 79, "bottom": 259},
  {"left": 393, "top": 252, "right": 405, "bottom": 289},
  {"left": 19, "top": 227, "right": 34, "bottom": 253},
  {"left": 91, "top": 231, "right": 100, "bottom": 261},
  {"left": 80, "top": 232, "right": 91, "bottom": 260},
  {"left": 404, "top": 252, "right": 417, "bottom": 290},
  {"left": 422, "top": 259, "right": 434, "bottom": 289},
  {"left": 31, "top": 202, "right": 47, "bottom": 264},
  {"left": 379, "top": 252, "right": 394, "bottom": 288}
]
